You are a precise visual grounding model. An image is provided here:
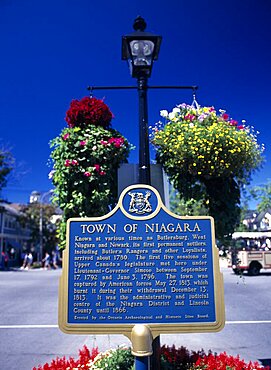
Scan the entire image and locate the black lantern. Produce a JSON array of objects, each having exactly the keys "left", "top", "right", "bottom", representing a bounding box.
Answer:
[
  {"left": 122, "top": 17, "right": 162, "bottom": 185},
  {"left": 122, "top": 16, "right": 162, "bottom": 78}
]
